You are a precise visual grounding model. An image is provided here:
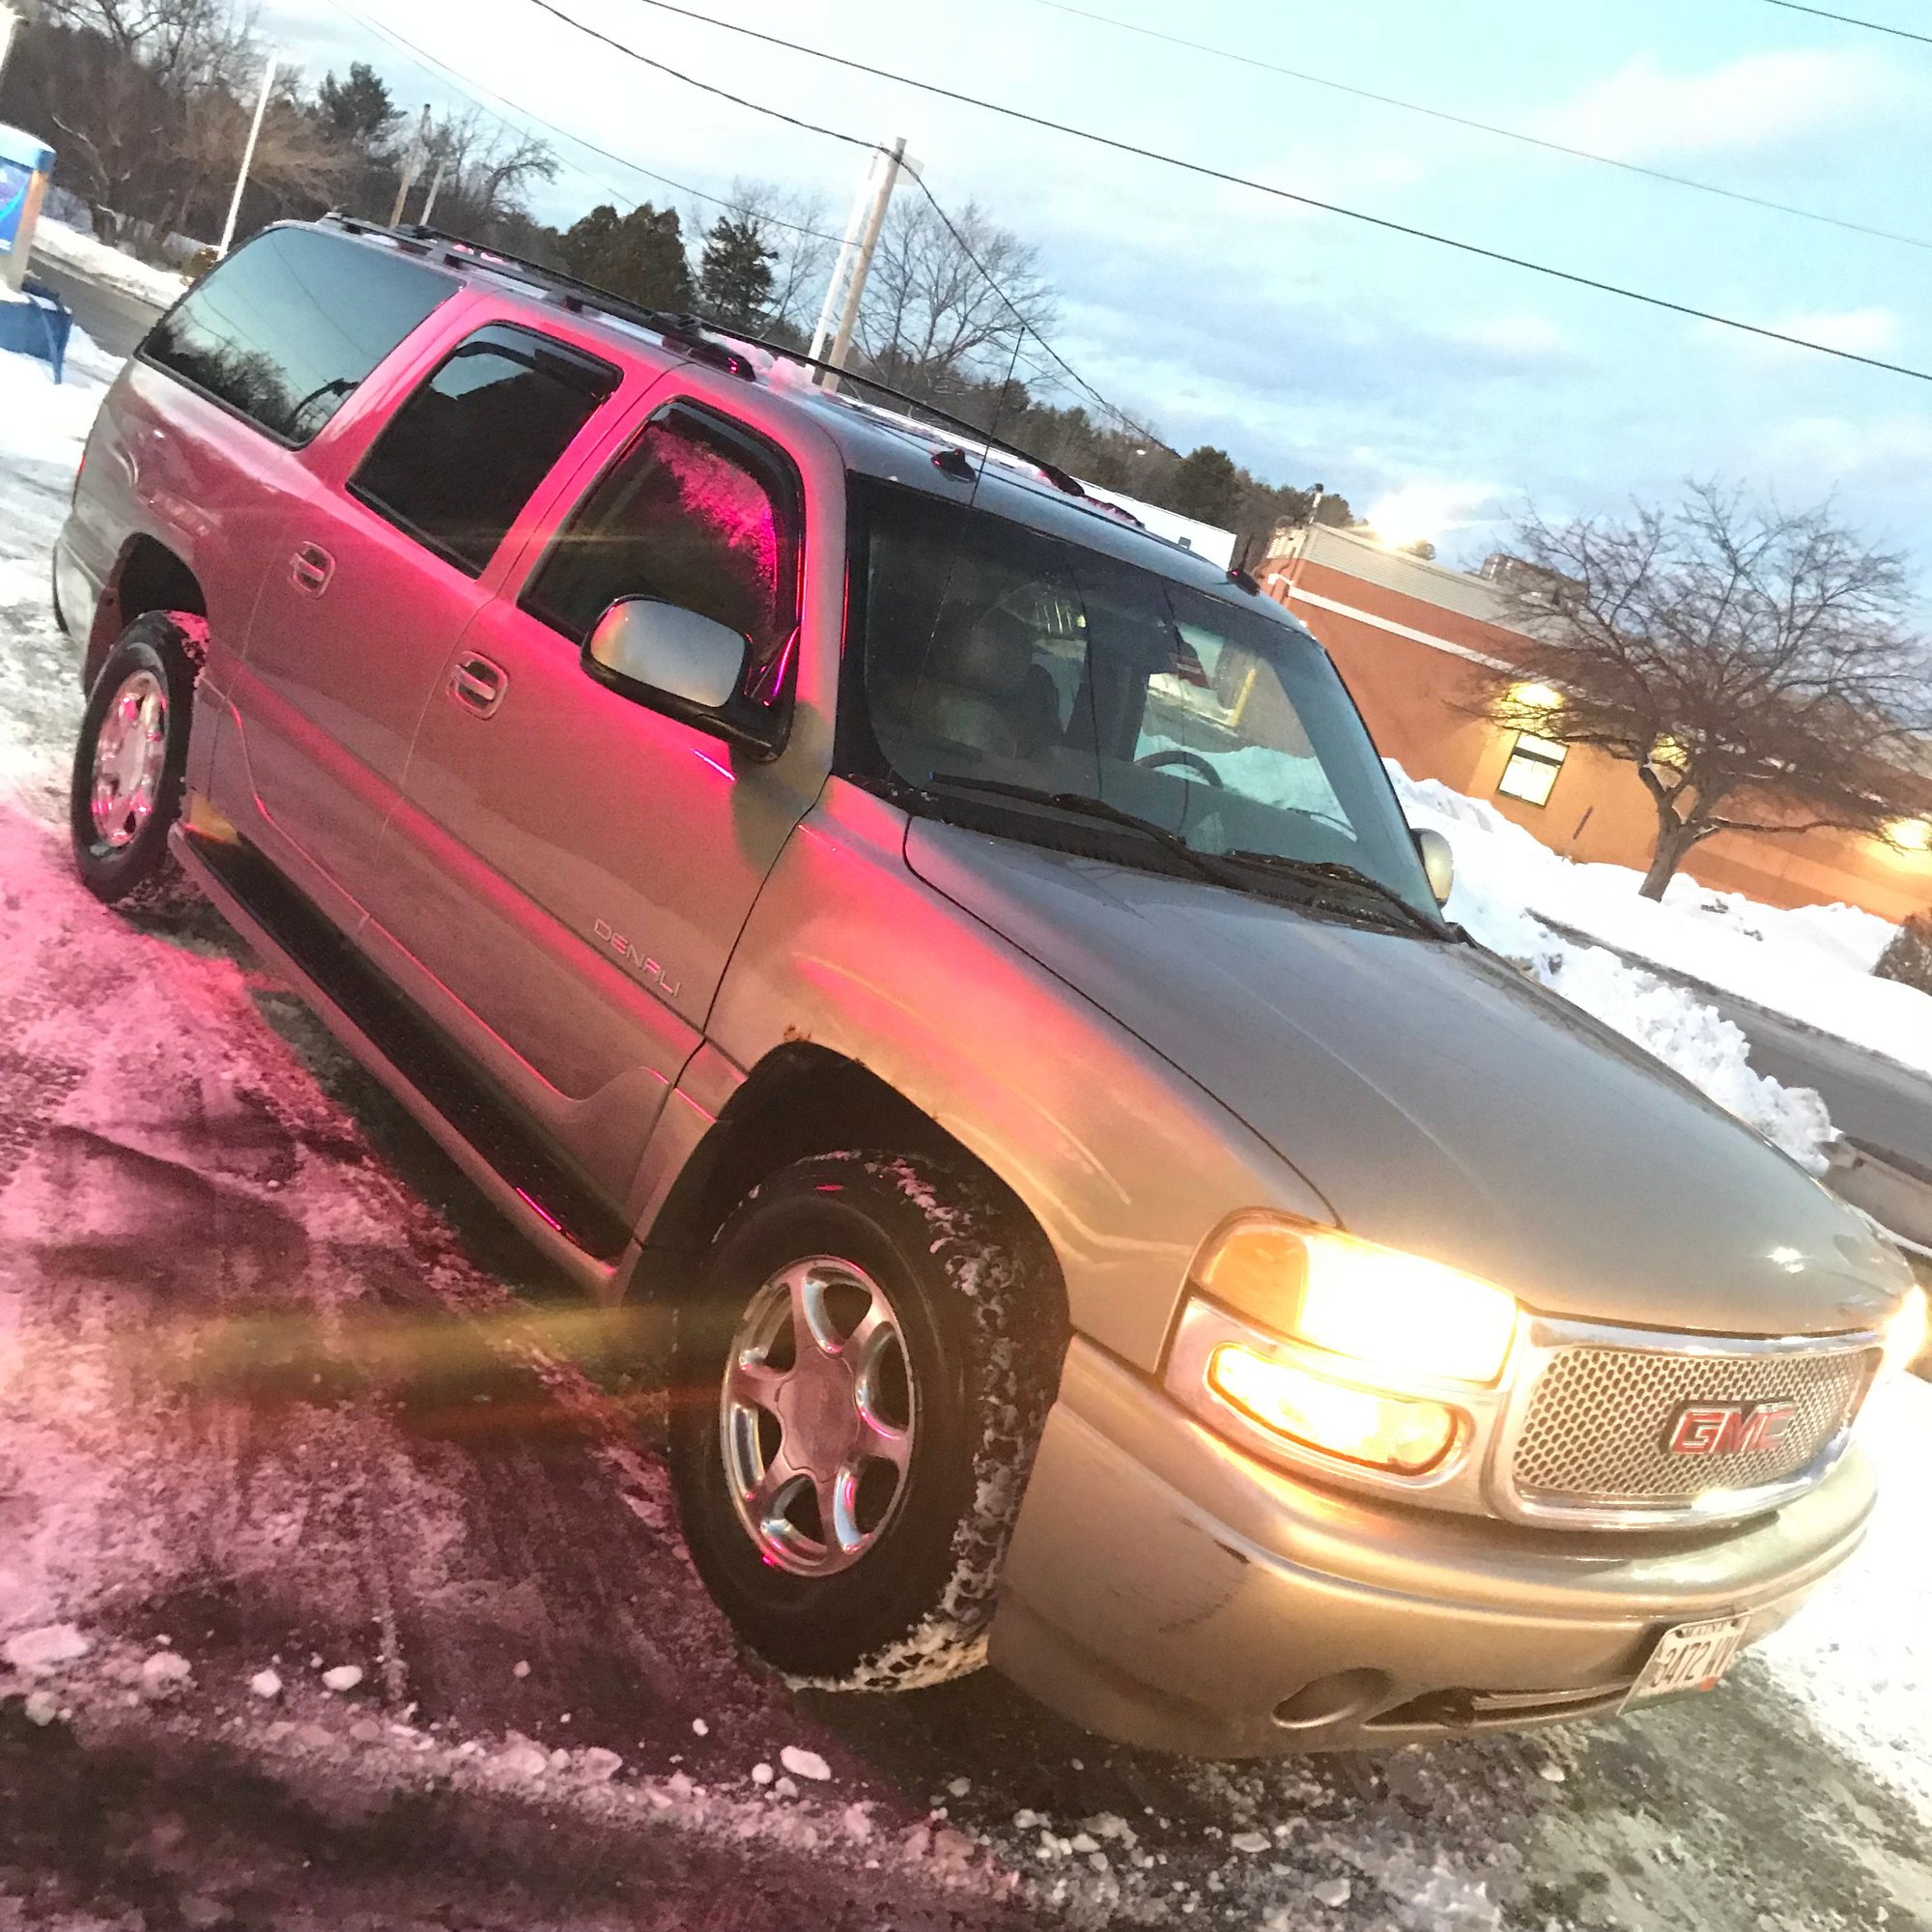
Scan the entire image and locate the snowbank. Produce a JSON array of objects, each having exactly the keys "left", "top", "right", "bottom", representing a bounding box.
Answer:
[
  {"left": 1392, "top": 767, "right": 1836, "bottom": 1171},
  {"left": 1759, "top": 1371, "right": 1932, "bottom": 1825},
  {"left": 1, "top": 319, "right": 116, "bottom": 806},
  {"left": 1396, "top": 765, "right": 1932, "bottom": 1081},
  {"left": 30, "top": 215, "right": 187, "bottom": 309}
]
